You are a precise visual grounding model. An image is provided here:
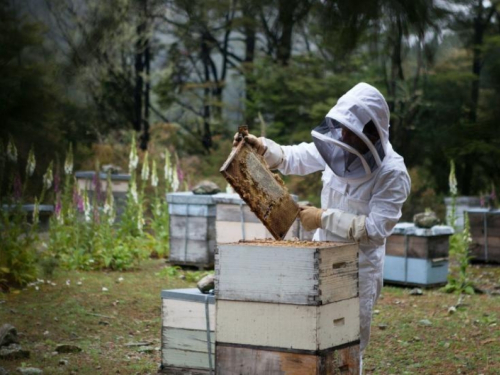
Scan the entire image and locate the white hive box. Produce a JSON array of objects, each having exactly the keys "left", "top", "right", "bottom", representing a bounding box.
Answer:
[
  {"left": 213, "top": 193, "right": 299, "bottom": 243},
  {"left": 166, "top": 193, "right": 216, "bottom": 268},
  {"left": 160, "top": 289, "right": 215, "bottom": 374},
  {"left": 215, "top": 241, "right": 360, "bottom": 352},
  {"left": 384, "top": 223, "right": 453, "bottom": 287},
  {"left": 215, "top": 241, "right": 358, "bottom": 305}
]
